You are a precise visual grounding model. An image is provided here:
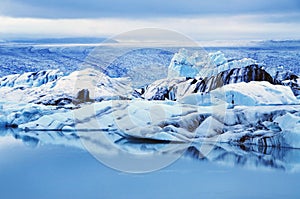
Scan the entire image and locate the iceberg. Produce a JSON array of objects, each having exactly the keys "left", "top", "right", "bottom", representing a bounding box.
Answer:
[
  {"left": 0, "top": 102, "right": 67, "bottom": 128},
  {"left": 266, "top": 66, "right": 300, "bottom": 97},
  {"left": 282, "top": 77, "right": 300, "bottom": 97},
  {"left": 1, "top": 49, "right": 299, "bottom": 152},
  {"left": 5, "top": 94, "right": 296, "bottom": 149},
  {"left": 168, "top": 49, "right": 257, "bottom": 78},
  {"left": 210, "top": 81, "right": 298, "bottom": 106},
  {"left": 144, "top": 64, "right": 274, "bottom": 101},
  {"left": 178, "top": 81, "right": 298, "bottom": 107},
  {"left": 0, "top": 68, "right": 133, "bottom": 106}
]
